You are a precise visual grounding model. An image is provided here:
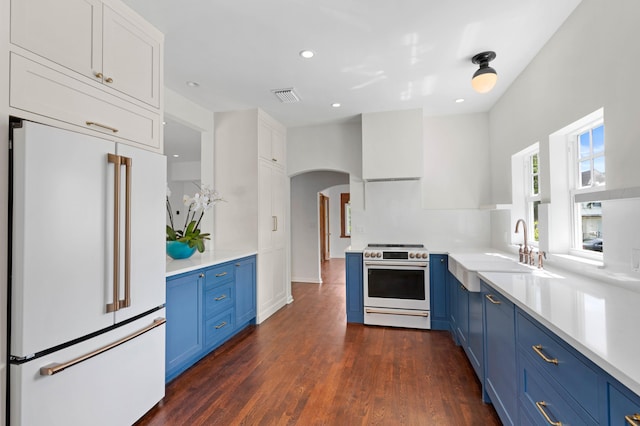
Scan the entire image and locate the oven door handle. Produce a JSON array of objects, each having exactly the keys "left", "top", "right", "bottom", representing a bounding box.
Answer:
[
  {"left": 364, "top": 261, "right": 428, "bottom": 268},
  {"left": 365, "top": 308, "right": 429, "bottom": 317}
]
